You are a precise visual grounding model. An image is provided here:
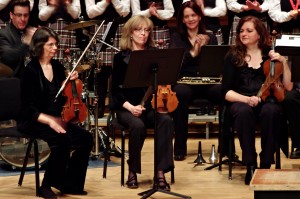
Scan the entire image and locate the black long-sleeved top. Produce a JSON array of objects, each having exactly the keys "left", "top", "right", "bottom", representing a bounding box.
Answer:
[
  {"left": 111, "top": 49, "right": 153, "bottom": 110},
  {"left": 18, "top": 58, "right": 66, "bottom": 128},
  {"left": 170, "top": 32, "right": 217, "bottom": 77},
  {"left": 221, "top": 49, "right": 270, "bottom": 100}
]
